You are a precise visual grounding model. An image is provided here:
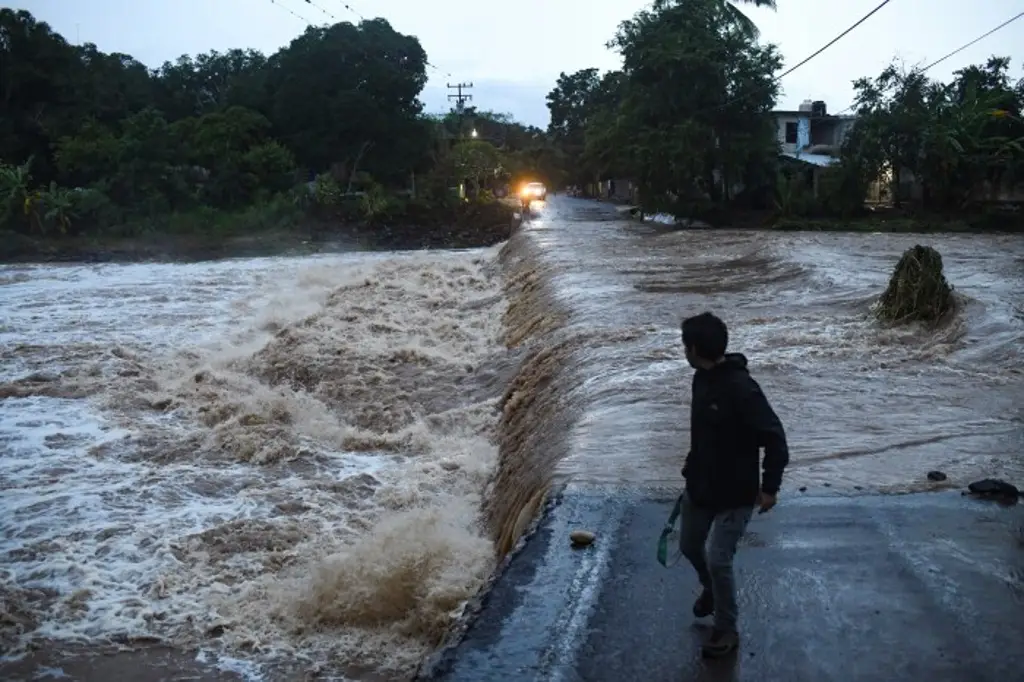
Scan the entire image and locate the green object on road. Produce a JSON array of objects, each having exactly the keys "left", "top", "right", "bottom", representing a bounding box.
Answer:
[{"left": 656, "top": 494, "right": 684, "bottom": 567}]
